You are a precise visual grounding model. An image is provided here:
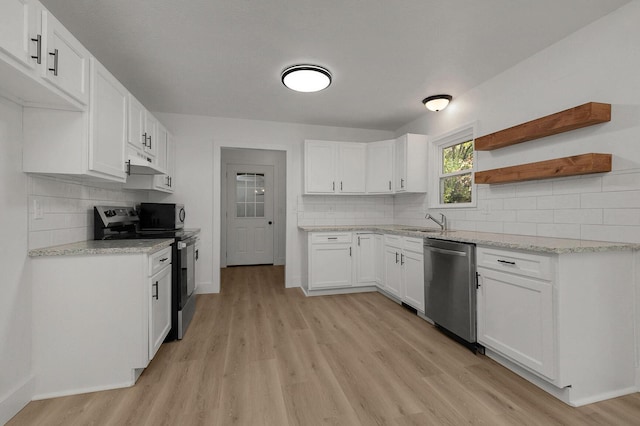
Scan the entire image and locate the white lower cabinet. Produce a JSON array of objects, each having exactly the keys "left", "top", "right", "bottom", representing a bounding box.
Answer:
[
  {"left": 476, "top": 245, "right": 637, "bottom": 406},
  {"left": 374, "top": 234, "right": 384, "bottom": 285},
  {"left": 355, "top": 233, "right": 376, "bottom": 284},
  {"left": 308, "top": 232, "right": 353, "bottom": 289},
  {"left": 382, "top": 235, "right": 425, "bottom": 311},
  {"left": 477, "top": 263, "right": 555, "bottom": 380},
  {"left": 31, "top": 245, "right": 173, "bottom": 398}
]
